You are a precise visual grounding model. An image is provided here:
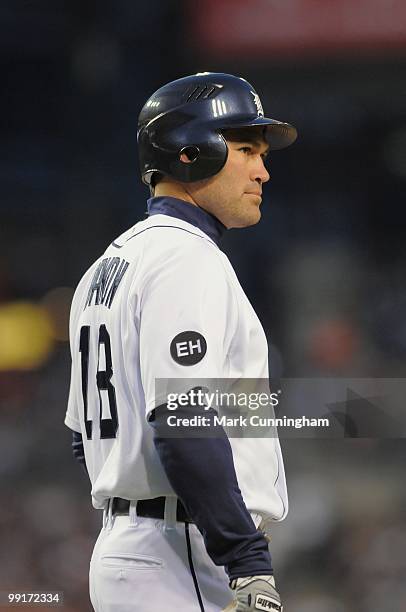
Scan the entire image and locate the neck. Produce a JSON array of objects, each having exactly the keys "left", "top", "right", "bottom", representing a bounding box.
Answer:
[
  {"left": 147, "top": 196, "right": 226, "bottom": 246},
  {"left": 154, "top": 180, "right": 198, "bottom": 206}
]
